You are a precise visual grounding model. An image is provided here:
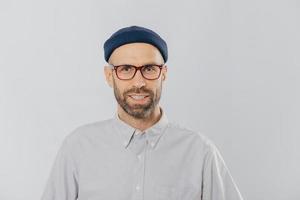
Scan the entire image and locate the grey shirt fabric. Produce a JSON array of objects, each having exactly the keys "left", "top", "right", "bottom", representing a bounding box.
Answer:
[{"left": 41, "top": 108, "right": 243, "bottom": 200}]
